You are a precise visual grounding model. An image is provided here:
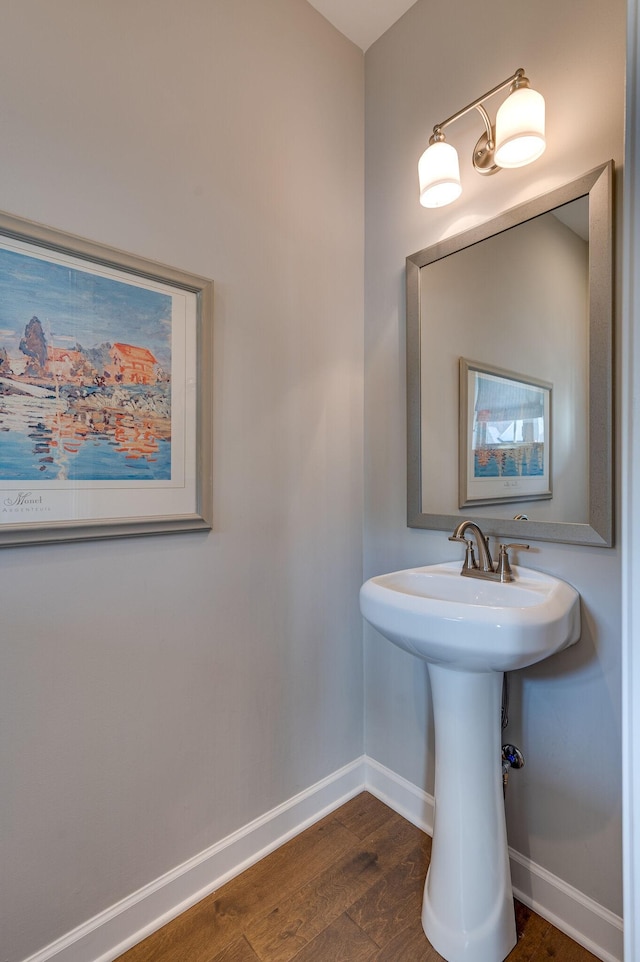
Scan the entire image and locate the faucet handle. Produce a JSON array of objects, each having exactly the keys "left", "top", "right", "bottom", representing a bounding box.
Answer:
[
  {"left": 449, "top": 535, "right": 478, "bottom": 569},
  {"left": 496, "top": 542, "right": 530, "bottom": 582}
]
